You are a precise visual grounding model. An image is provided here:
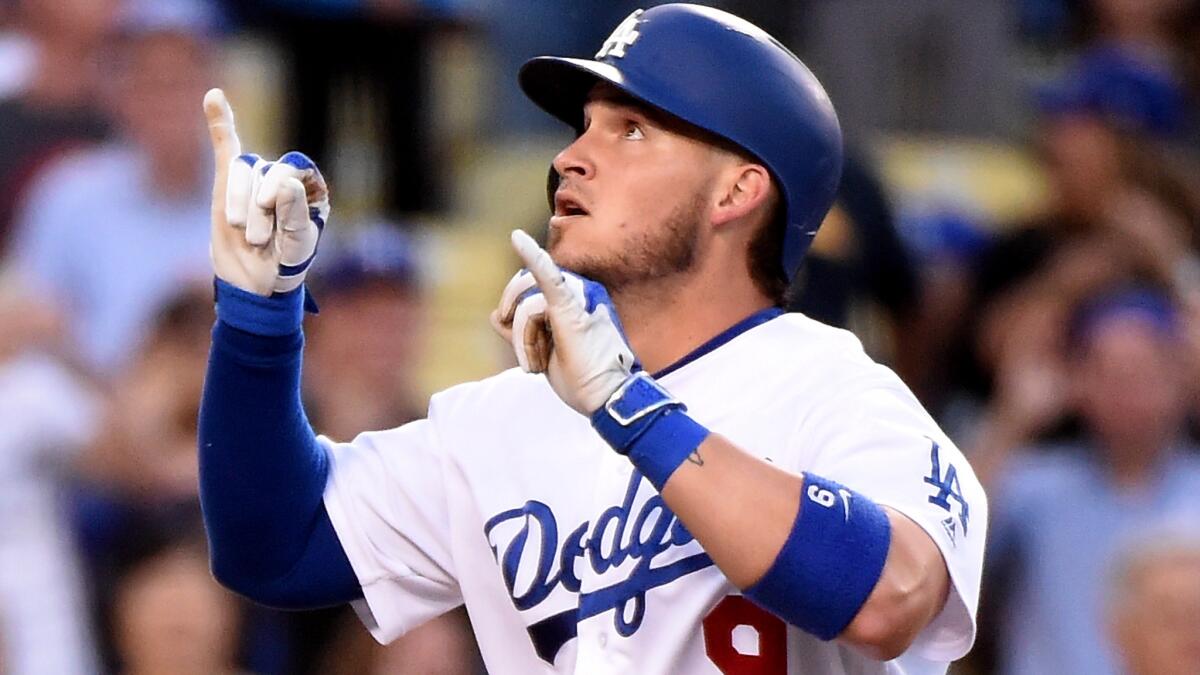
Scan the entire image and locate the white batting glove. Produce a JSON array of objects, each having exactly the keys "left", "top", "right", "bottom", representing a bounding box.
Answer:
[
  {"left": 491, "top": 230, "right": 636, "bottom": 416},
  {"left": 204, "top": 89, "right": 329, "bottom": 296}
]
